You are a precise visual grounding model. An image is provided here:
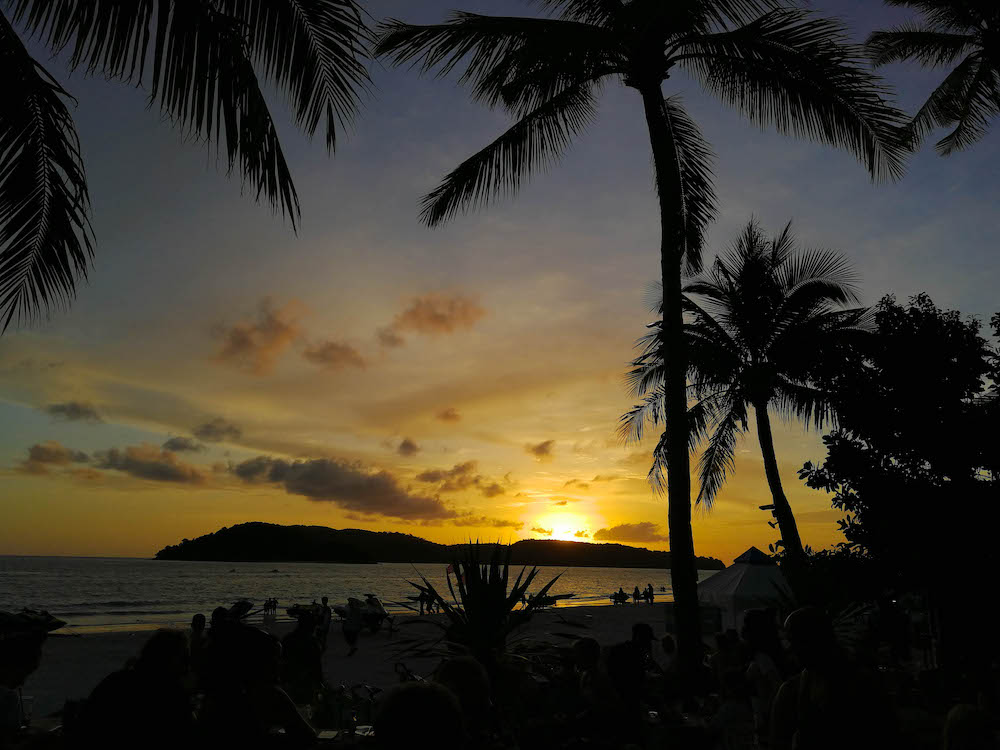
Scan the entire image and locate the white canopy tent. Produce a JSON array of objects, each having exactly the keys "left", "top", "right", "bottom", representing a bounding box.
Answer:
[{"left": 697, "top": 547, "right": 792, "bottom": 631}]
